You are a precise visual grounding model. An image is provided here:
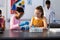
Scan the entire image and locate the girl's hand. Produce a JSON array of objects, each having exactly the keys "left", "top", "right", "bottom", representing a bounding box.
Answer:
[
  {"left": 1, "top": 23, "right": 4, "bottom": 28},
  {"left": 43, "top": 27, "right": 48, "bottom": 30},
  {"left": 39, "top": 27, "right": 47, "bottom": 30},
  {"left": 29, "top": 24, "right": 32, "bottom": 27}
]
